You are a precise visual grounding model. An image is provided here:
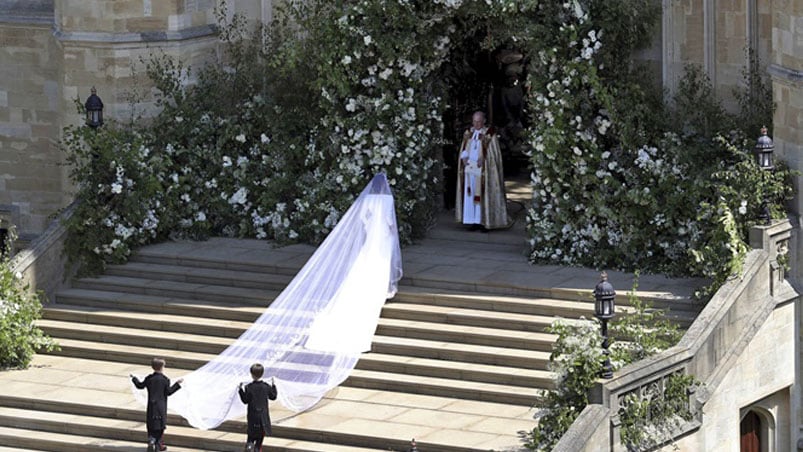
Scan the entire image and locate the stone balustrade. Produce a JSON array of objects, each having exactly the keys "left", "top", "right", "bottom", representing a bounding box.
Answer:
[{"left": 555, "top": 218, "right": 797, "bottom": 451}]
